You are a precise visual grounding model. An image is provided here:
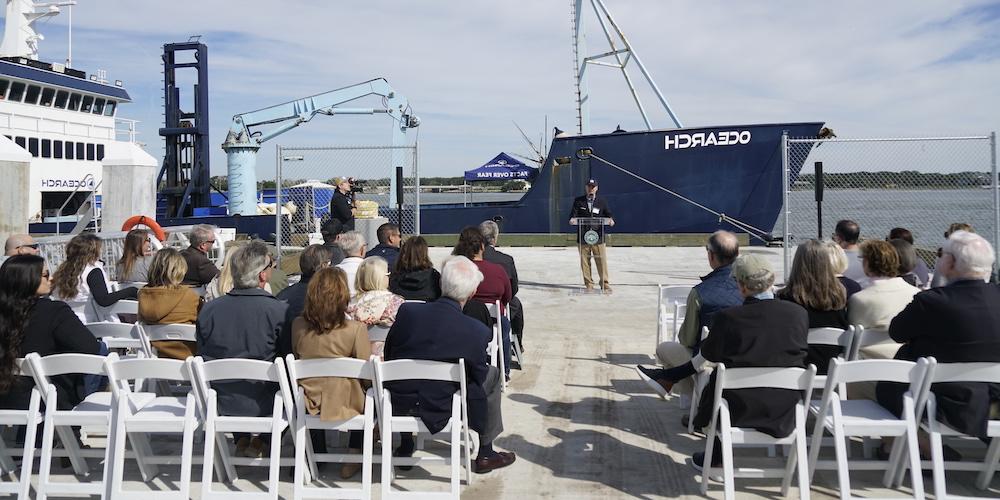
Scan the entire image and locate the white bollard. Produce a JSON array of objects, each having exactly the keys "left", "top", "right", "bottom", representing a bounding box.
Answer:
[
  {"left": 0, "top": 136, "right": 31, "bottom": 244},
  {"left": 101, "top": 142, "right": 158, "bottom": 232}
]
